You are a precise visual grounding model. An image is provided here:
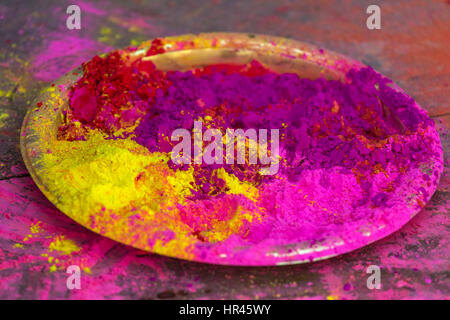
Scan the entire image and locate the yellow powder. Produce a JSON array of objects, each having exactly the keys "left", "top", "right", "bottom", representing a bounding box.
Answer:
[
  {"left": 38, "top": 130, "right": 200, "bottom": 258},
  {"left": 201, "top": 206, "right": 256, "bottom": 243},
  {"left": 0, "top": 112, "right": 9, "bottom": 128},
  {"left": 217, "top": 168, "right": 260, "bottom": 202},
  {"left": 37, "top": 123, "right": 262, "bottom": 259},
  {"left": 30, "top": 222, "right": 43, "bottom": 234},
  {"left": 48, "top": 235, "right": 81, "bottom": 255}
]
